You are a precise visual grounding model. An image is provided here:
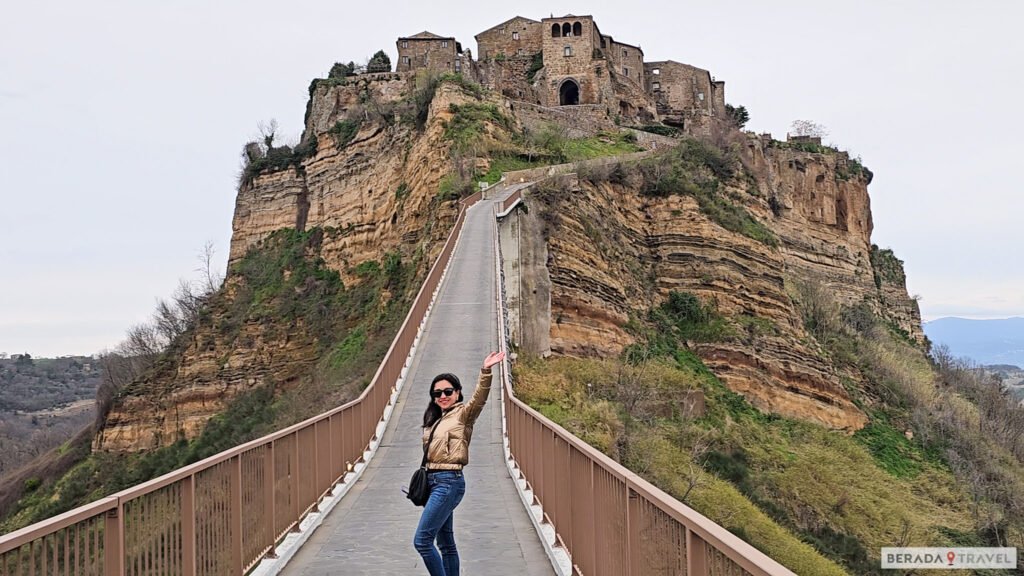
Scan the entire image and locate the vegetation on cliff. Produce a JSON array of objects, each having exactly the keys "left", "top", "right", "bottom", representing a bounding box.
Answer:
[
  {"left": 517, "top": 272, "right": 1024, "bottom": 574},
  {"left": 575, "top": 138, "right": 777, "bottom": 246}
]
